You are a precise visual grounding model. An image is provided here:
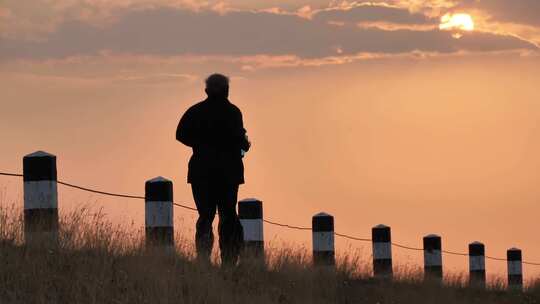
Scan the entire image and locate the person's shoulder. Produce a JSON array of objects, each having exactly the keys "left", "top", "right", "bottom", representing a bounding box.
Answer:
[
  {"left": 185, "top": 100, "right": 206, "bottom": 114},
  {"left": 227, "top": 101, "right": 242, "bottom": 114}
]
